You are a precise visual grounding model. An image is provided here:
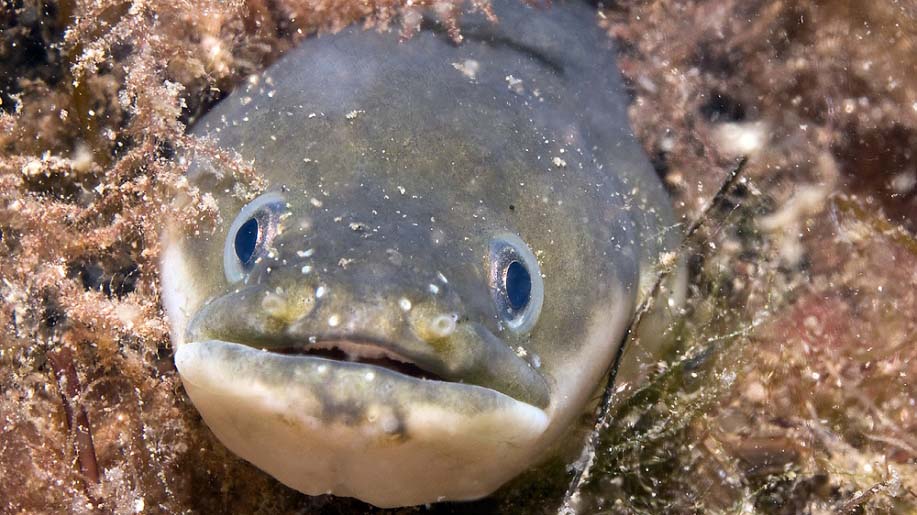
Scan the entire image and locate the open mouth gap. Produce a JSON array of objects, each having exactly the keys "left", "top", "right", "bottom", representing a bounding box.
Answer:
[{"left": 270, "top": 342, "right": 444, "bottom": 381}]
